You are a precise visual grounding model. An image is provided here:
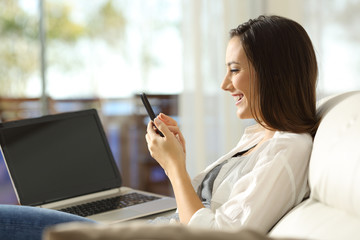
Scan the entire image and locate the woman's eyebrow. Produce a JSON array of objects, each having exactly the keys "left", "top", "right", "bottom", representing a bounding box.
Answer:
[{"left": 226, "top": 61, "right": 240, "bottom": 66}]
